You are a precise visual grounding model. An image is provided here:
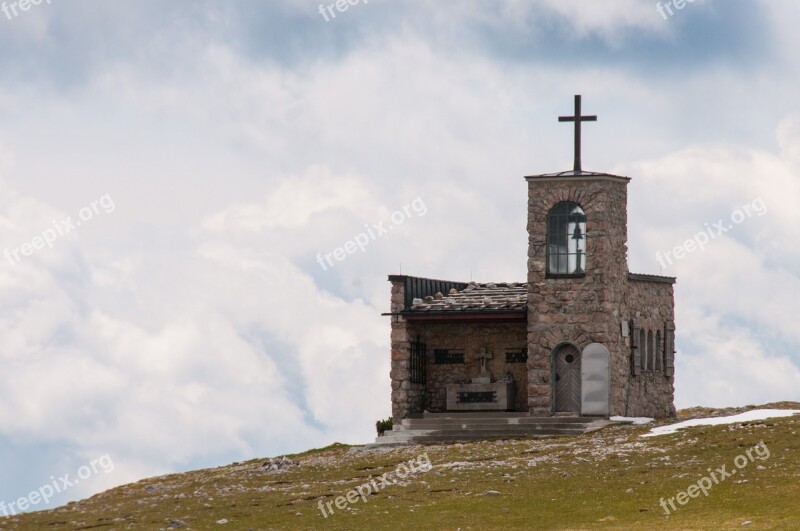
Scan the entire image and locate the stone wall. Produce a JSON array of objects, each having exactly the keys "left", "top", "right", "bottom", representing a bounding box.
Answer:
[
  {"left": 389, "top": 280, "right": 425, "bottom": 421},
  {"left": 389, "top": 172, "right": 677, "bottom": 421},
  {"left": 525, "top": 176, "right": 630, "bottom": 415},
  {"left": 408, "top": 321, "right": 528, "bottom": 412},
  {"left": 622, "top": 278, "right": 676, "bottom": 418}
]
